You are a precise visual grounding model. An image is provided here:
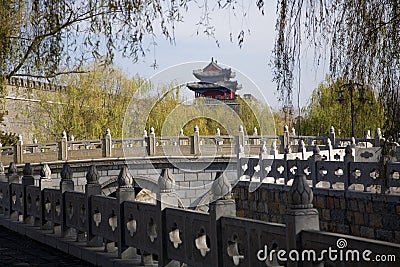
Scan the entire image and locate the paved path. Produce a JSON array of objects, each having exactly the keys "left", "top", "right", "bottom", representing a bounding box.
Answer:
[{"left": 0, "top": 226, "right": 93, "bottom": 266}]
